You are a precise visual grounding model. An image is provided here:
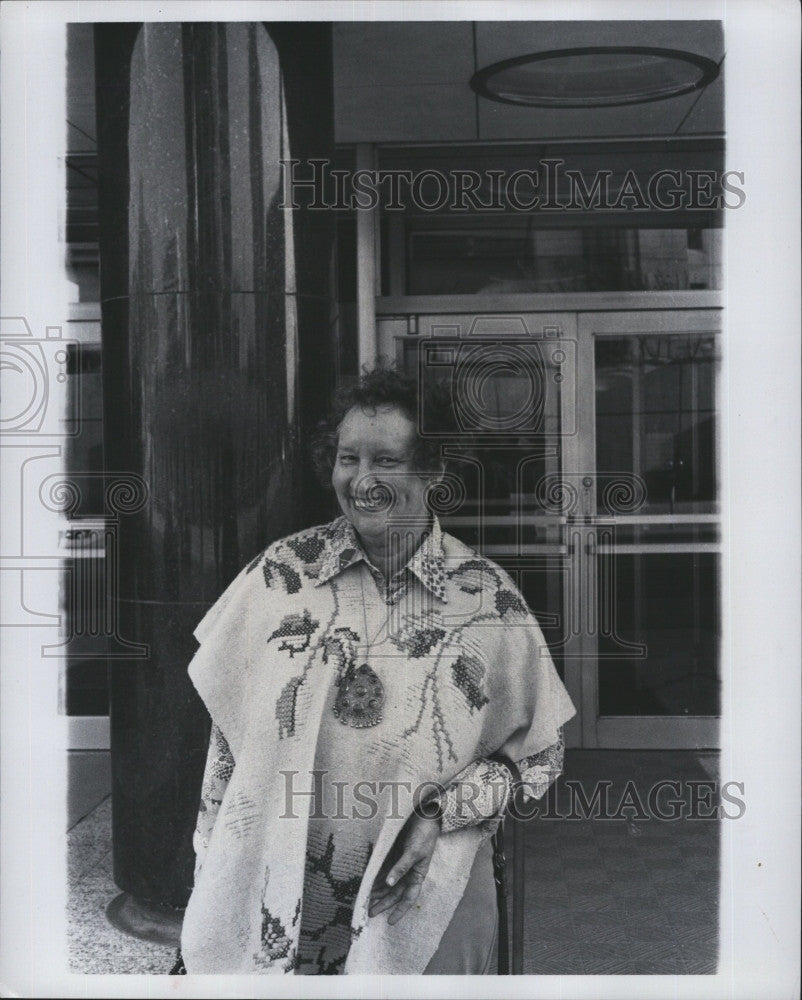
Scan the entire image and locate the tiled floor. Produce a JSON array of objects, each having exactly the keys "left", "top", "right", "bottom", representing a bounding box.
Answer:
[
  {"left": 513, "top": 751, "right": 719, "bottom": 975},
  {"left": 67, "top": 750, "right": 719, "bottom": 975},
  {"left": 68, "top": 796, "right": 175, "bottom": 973}
]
